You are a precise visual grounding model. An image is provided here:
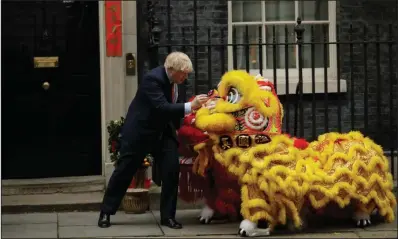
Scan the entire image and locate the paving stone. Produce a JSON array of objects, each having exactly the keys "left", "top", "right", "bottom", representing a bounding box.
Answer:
[
  {"left": 58, "top": 211, "right": 163, "bottom": 238},
  {"left": 363, "top": 218, "right": 398, "bottom": 231},
  {"left": 2, "top": 223, "right": 57, "bottom": 238},
  {"left": 270, "top": 232, "right": 360, "bottom": 238},
  {"left": 1, "top": 209, "right": 396, "bottom": 238},
  {"left": 356, "top": 230, "right": 398, "bottom": 238},
  {"left": 58, "top": 224, "right": 163, "bottom": 238},
  {"left": 153, "top": 210, "right": 363, "bottom": 238},
  {"left": 302, "top": 221, "right": 365, "bottom": 233},
  {"left": 58, "top": 211, "right": 155, "bottom": 226},
  {"left": 153, "top": 209, "right": 239, "bottom": 236},
  {"left": 106, "top": 237, "right": 240, "bottom": 239},
  {"left": 1, "top": 213, "right": 57, "bottom": 225}
]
